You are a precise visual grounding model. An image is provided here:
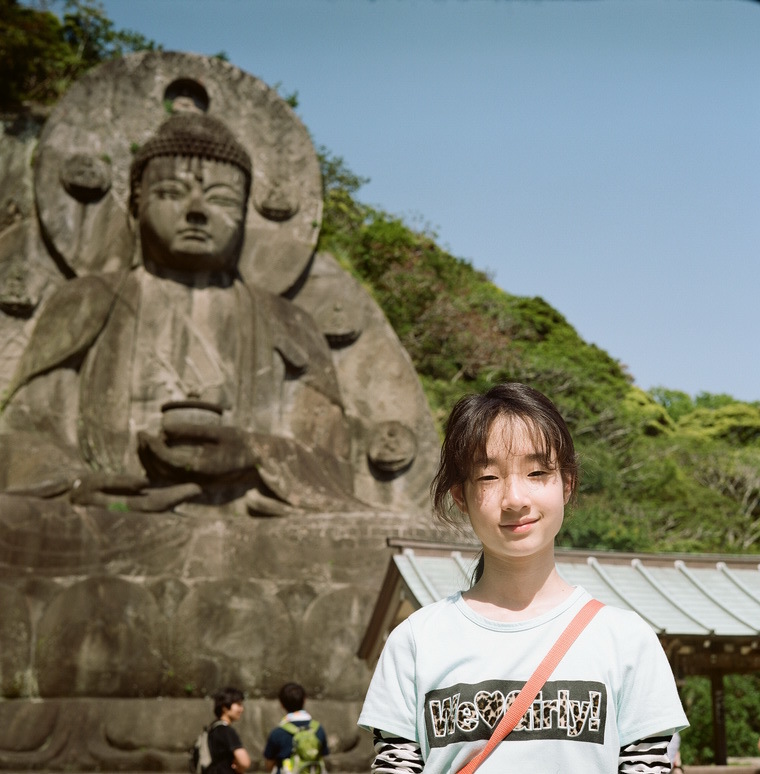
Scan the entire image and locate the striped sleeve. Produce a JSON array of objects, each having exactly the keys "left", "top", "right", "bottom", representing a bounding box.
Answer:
[
  {"left": 618, "top": 734, "right": 673, "bottom": 773},
  {"left": 370, "top": 729, "right": 423, "bottom": 774},
  {"left": 370, "top": 729, "right": 673, "bottom": 772}
]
